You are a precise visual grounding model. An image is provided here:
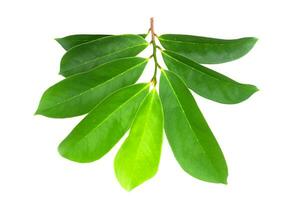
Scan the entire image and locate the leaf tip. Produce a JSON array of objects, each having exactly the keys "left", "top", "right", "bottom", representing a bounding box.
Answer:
[
  {"left": 57, "top": 141, "right": 67, "bottom": 158},
  {"left": 248, "top": 84, "right": 259, "bottom": 95},
  {"left": 57, "top": 141, "right": 75, "bottom": 162},
  {"left": 58, "top": 69, "right": 66, "bottom": 77},
  {"left": 248, "top": 37, "right": 259, "bottom": 47},
  {"left": 122, "top": 184, "right": 135, "bottom": 192},
  {"left": 220, "top": 179, "right": 228, "bottom": 185},
  {"left": 219, "top": 167, "right": 229, "bottom": 185},
  {"left": 34, "top": 106, "right": 43, "bottom": 116},
  {"left": 54, "top": 38, "right": 63, "bottom": 46},
  {"left": 211, "top": 171, "right": 228, "bottom": 185},
  {"left": 209, "top": 168, "right": 229, "bottom": 185},
  {"left": 114, "top": 173, "right": 135, "bottom": 191},
  {"left": 116, "top": 177, "right": 142, "bottom": 191}
]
